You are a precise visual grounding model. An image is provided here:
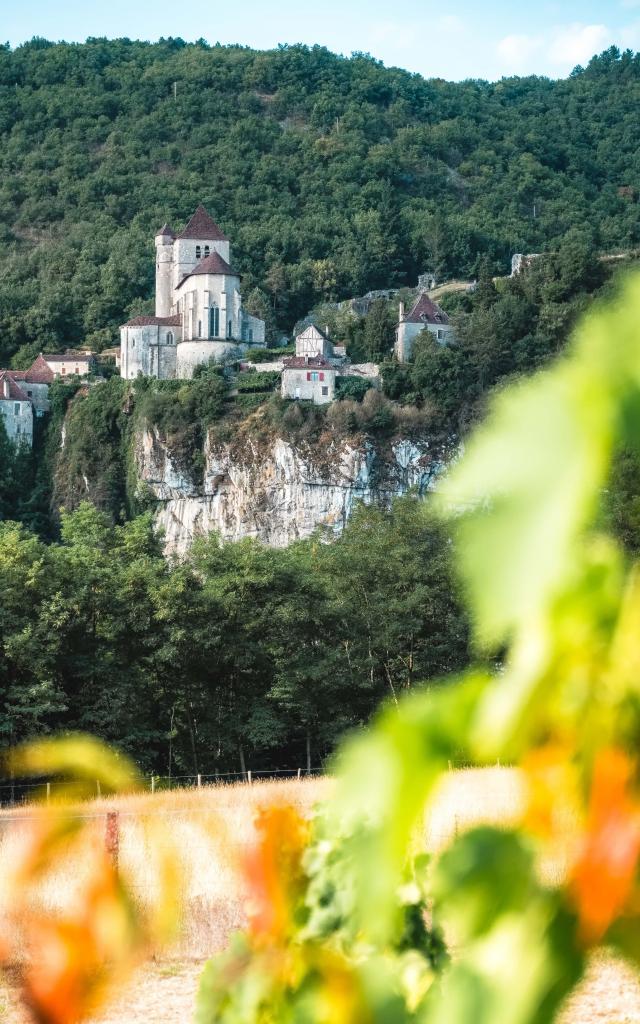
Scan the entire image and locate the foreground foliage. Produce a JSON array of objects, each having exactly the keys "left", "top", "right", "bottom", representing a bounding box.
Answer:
[
  {"left": 196, "top": 275, "right": 640, "bottom": 1022},
  {"left": 0, "top": 736, "right": 179, "bottom": 1024}
]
